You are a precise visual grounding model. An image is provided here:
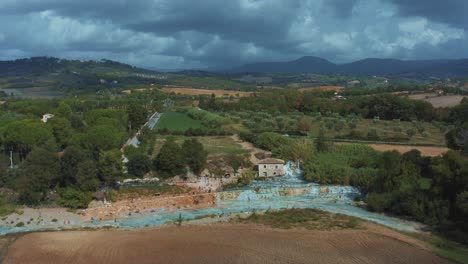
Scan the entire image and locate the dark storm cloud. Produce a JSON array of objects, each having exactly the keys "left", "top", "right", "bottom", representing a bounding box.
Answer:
[
  {"left": 0, "top": 0, "right": 466, "bottom": 69},
  {"left": 327, "top": 0, "right": 359, "bottom": 18},
  {"left": 387, "top": 0, "right": 468, "bottom": 28}
]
